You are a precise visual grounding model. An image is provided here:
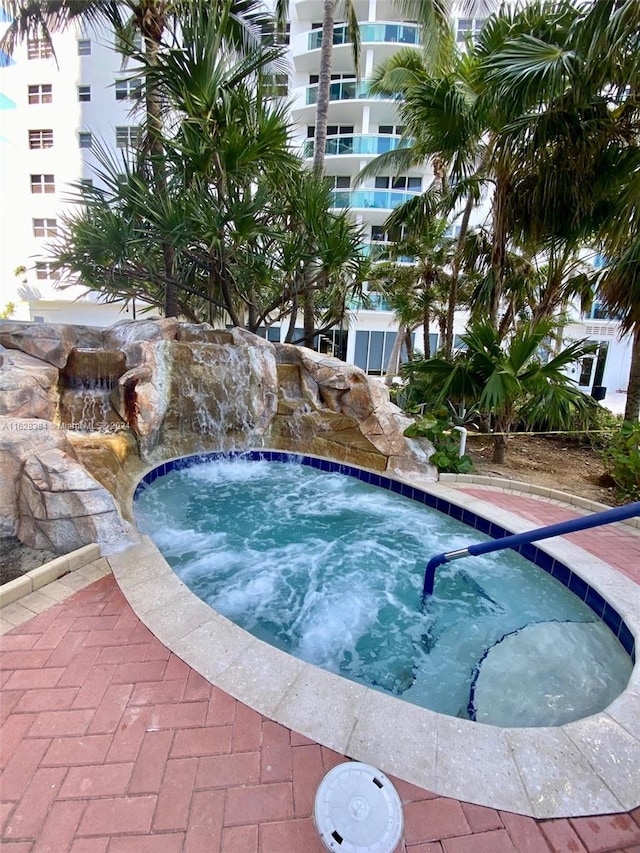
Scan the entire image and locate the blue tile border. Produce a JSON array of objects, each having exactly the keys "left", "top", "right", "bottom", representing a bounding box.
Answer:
[
  {"left": 135, "top": 451, "right": 634, "bottom": 665},
  {"left": 568, "top": 572, "right": 588, "bottom": 601}
]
